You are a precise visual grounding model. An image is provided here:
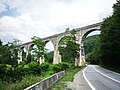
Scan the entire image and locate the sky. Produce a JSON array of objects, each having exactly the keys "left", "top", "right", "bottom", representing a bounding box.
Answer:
[{"left": 0, "top": 0, "right": 116, "bottom": 50}]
